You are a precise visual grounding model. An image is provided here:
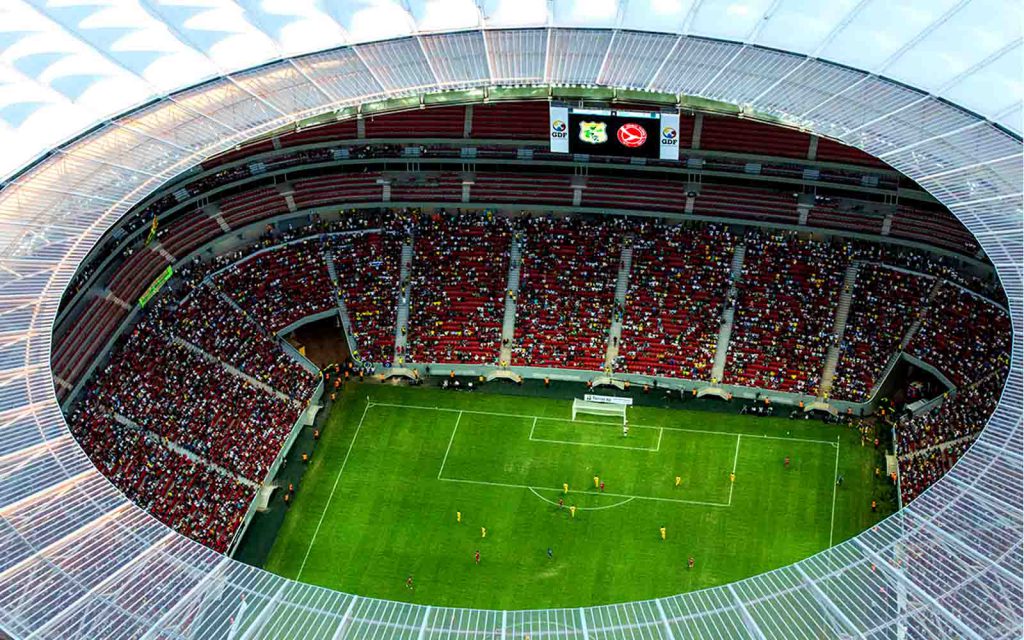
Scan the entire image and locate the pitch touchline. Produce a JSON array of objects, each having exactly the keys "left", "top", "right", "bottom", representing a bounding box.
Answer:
[
  {"left": 297, "top": 399, "right": 372, "bottom": 581},
  {"left": 829, "top": 434, "right": 840, "bottom": 547},
  {"left": 437, "top": 474, "right": 732, "bottom": 508},
  {"left": 369, "top": 401, "right": 839, "bottom": 445}
]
